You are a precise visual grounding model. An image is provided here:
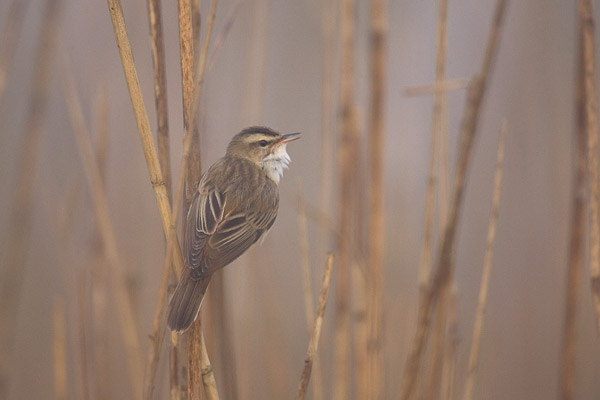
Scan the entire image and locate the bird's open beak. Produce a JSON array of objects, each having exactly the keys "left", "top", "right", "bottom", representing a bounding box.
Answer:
[{"left": 277, "top": 132, "right": 301, "bottom": 144}]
